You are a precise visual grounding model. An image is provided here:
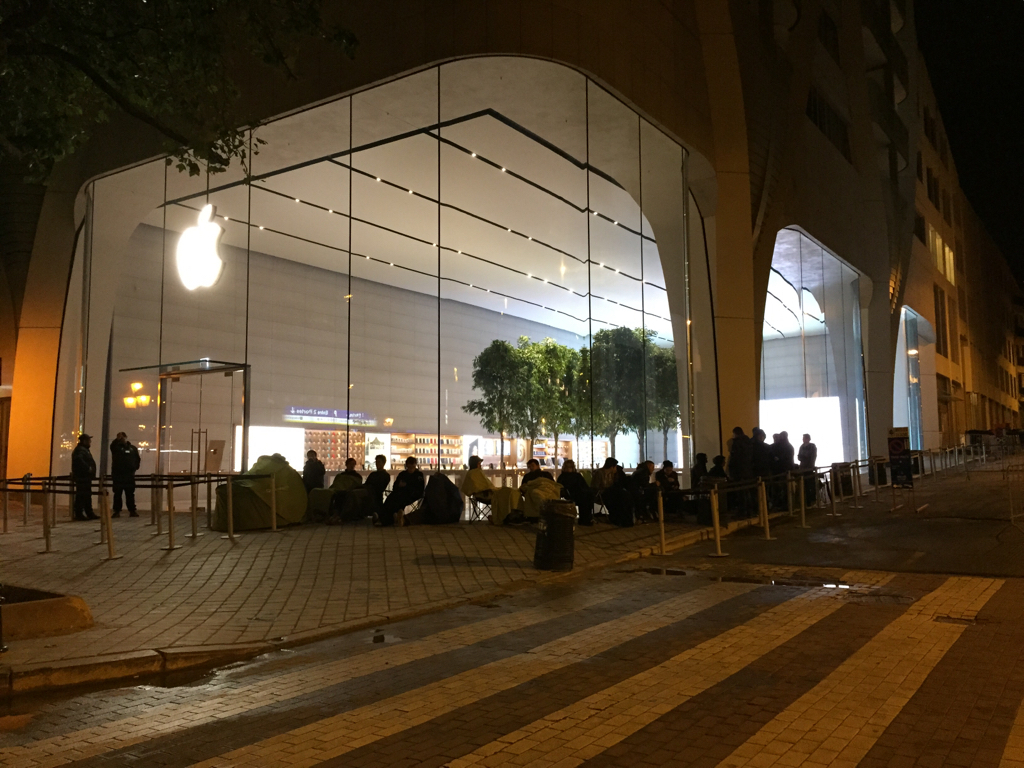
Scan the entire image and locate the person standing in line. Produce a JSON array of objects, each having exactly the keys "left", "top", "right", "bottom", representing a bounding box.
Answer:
[
  {"left": 726, "top": 427, "right": 753, "bottom": 482},
  {"left": 109, "top": 431, "right": 141, "bottom": 518},
  {"left": 798, "top": 434, "right": 818, "bottom": 469},
  {"left": 690, "top": 453, "right": 709, "bottom": 488},
  {"left": 72, "top": 433, "right": 98, "bottom": 521},
  {"left": 302, "top": 450, "right": 326, "bottom": 493}
]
